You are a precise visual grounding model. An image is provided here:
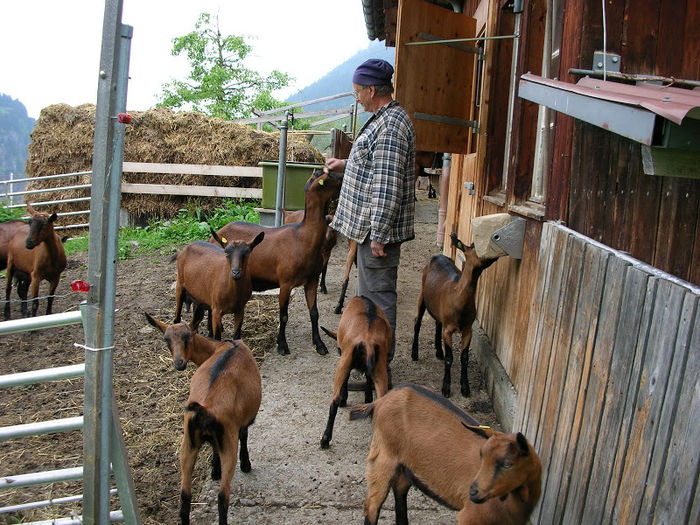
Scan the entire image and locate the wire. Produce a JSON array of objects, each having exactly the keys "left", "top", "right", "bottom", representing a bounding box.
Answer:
[{"left": 602, "top": 0, "right": 608, "bottom": 81}]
